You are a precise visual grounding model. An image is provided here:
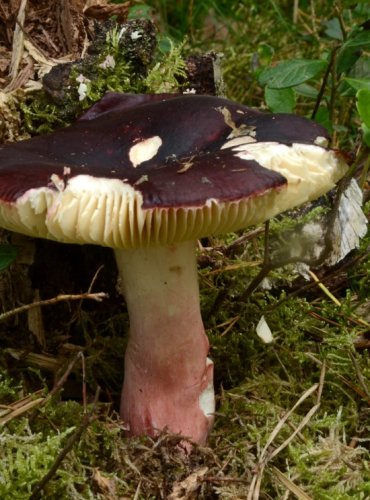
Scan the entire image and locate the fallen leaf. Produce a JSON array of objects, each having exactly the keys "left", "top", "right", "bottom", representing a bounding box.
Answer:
[{"left": 168, "top": 467, "right": 208, "bottom": 500}]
